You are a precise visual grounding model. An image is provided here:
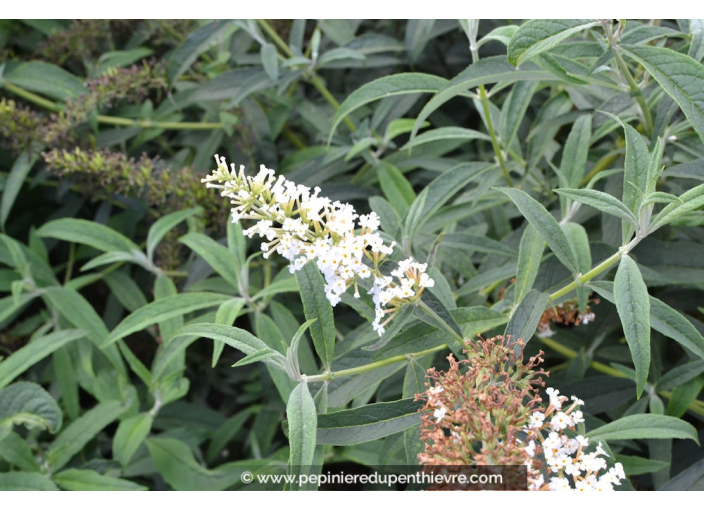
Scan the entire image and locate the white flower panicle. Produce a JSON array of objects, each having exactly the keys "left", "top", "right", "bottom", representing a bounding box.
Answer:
[
  {"left": 524, "top": 388, "right": 626, "bottom": 491},
  {"left": 202, "top": 156, "right": 435, "bottom": 335}
]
